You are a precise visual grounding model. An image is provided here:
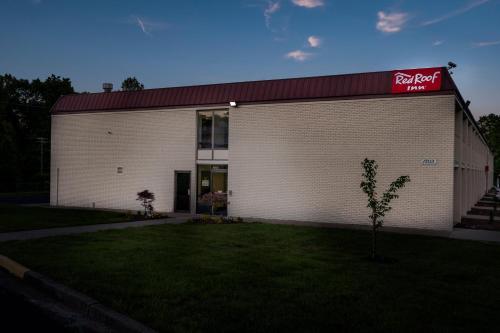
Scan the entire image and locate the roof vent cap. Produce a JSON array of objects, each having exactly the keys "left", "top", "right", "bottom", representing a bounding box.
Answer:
[{"left": 102, "top": 83, "right": 113, "bottom": 93}]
